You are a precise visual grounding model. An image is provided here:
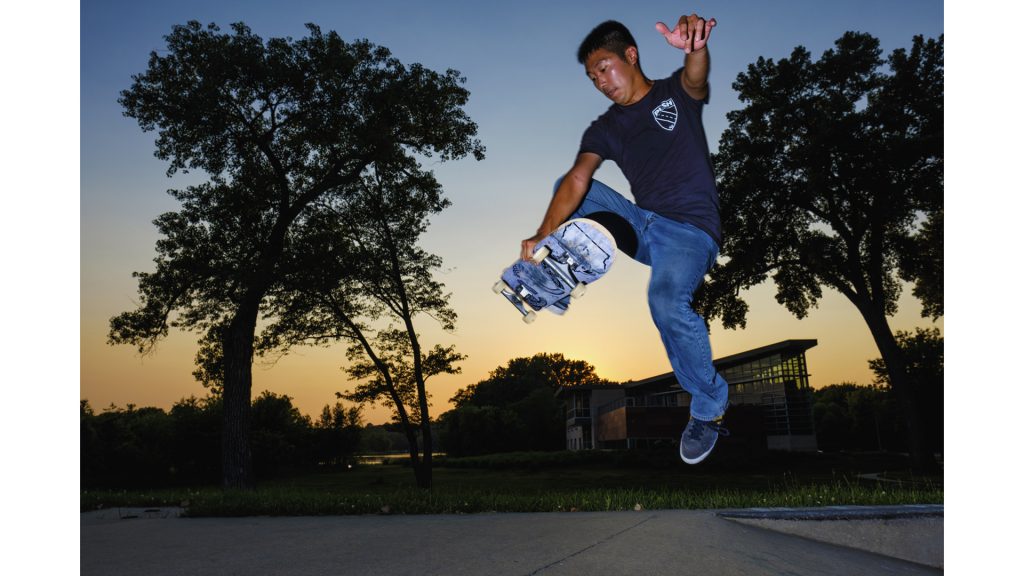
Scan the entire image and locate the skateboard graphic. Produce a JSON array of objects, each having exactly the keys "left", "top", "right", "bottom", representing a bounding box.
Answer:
[{"left": 493, "top": 218, "right": 617, "bottom": 323}]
